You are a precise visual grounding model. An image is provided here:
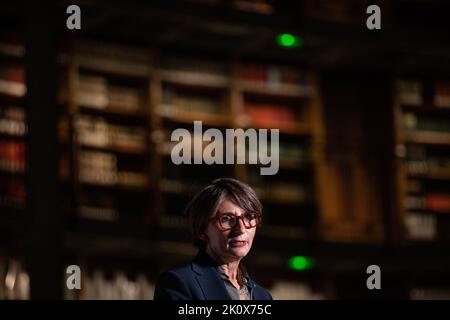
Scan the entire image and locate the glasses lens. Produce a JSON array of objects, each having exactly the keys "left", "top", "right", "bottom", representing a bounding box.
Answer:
[
  {"left": 220, "top": 214, "right": 235, "bottom": 229},
  {"left": 218, "top": 213, "right": 259, "bottom": 230},
  {"left": 244, "top": 213, "right": 258, "bottom": 227}
]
